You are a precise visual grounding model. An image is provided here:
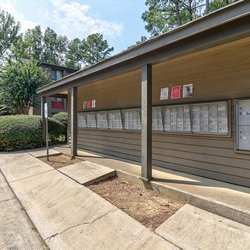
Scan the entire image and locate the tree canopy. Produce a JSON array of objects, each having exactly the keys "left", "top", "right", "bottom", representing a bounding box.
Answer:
[
  {"left": 65, "top": 34, "right": 114, "bottom": 68},
  {"left": 82, "top": 33, "right": 114, "bottom": 66},
  {"left": 0, "top": 9, "right": 114, "bottom": 69},
  {"left": 0, "top": 59, "right": 49, "bottom": 114},
  {"left": 142, "top": 0, "right": 239, "bottom": 36},
  {"left": 0, "top": 9, "right": 20, "bottom": 62}
]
